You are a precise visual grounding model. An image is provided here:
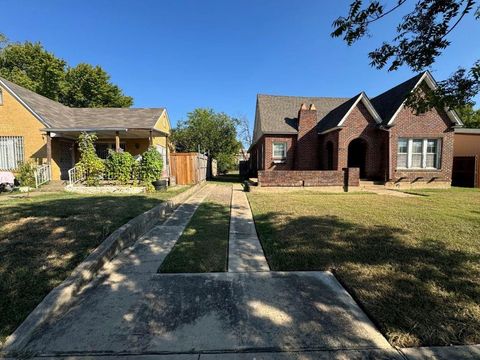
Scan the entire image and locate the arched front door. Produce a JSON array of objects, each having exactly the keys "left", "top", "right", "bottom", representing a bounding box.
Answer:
[{"left": 348, "top": 138, "right": 367, "bottom": 179}]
